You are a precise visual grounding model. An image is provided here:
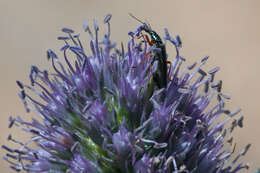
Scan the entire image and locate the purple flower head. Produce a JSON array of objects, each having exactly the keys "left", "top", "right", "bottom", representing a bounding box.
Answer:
[{"left": 3, "top": 14, "right": 250, "bottom": 173}]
